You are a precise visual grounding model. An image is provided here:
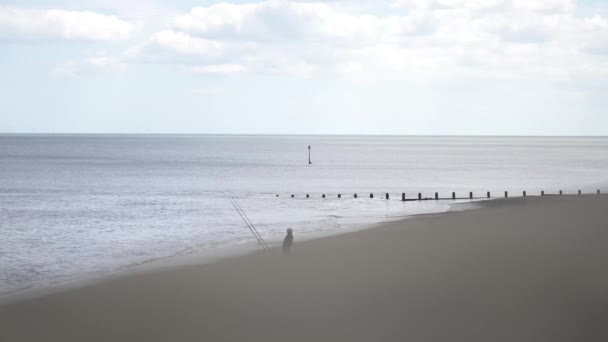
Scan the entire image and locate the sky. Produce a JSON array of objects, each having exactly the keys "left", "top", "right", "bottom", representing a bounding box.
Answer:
[{"left": 0, "top": 0, "right": 607, "bottom": 135}]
